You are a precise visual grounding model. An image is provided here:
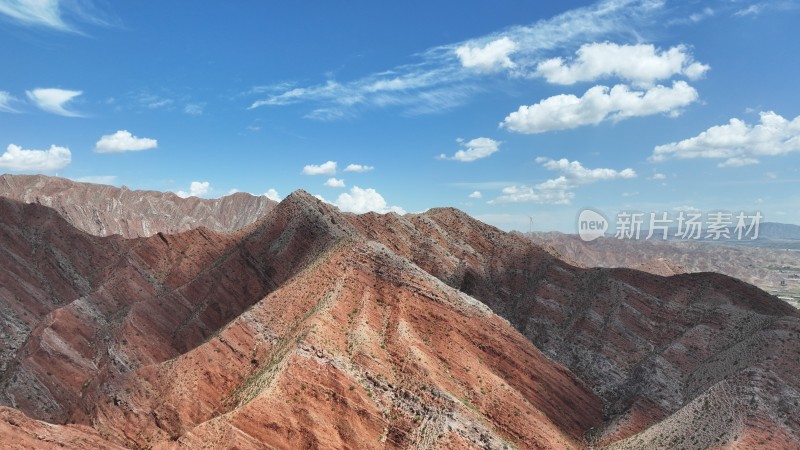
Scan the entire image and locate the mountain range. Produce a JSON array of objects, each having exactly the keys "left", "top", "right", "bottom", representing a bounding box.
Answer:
[
  {"left": 0, "top": 176, "right": 798, "bottom": 449},
  {"left": 0, "top": 174, "right": 276, "bottom": 238},
  {"left": 529, "top": 232, "right": 800, "bottom": 309}
]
